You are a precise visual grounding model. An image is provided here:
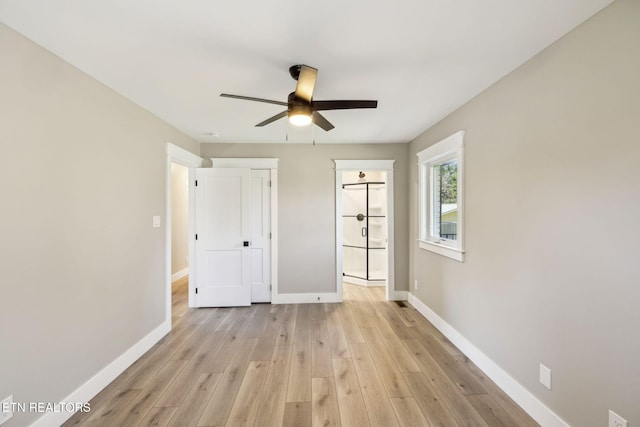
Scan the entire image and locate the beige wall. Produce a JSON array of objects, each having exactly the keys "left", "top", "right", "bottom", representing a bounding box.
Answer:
[
  {"left": 200, "top": 143, "right": 409, "bottom": 294},
  {"left": 171, "top": 163, "right": 189, "bottom": 275},
  {"left": 408, "top": 1, "right": 640, "bottom": 425},
  {"left": 0, "top": 23, "right": 198, "bottom": 426}
]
